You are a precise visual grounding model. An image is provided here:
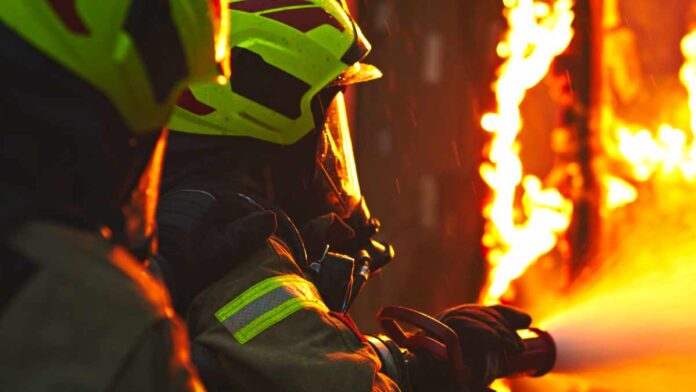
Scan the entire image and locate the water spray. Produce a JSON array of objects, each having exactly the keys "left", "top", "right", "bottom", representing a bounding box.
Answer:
[{"left": 511, "top": 192, "right": 696, "bottom": 392}]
